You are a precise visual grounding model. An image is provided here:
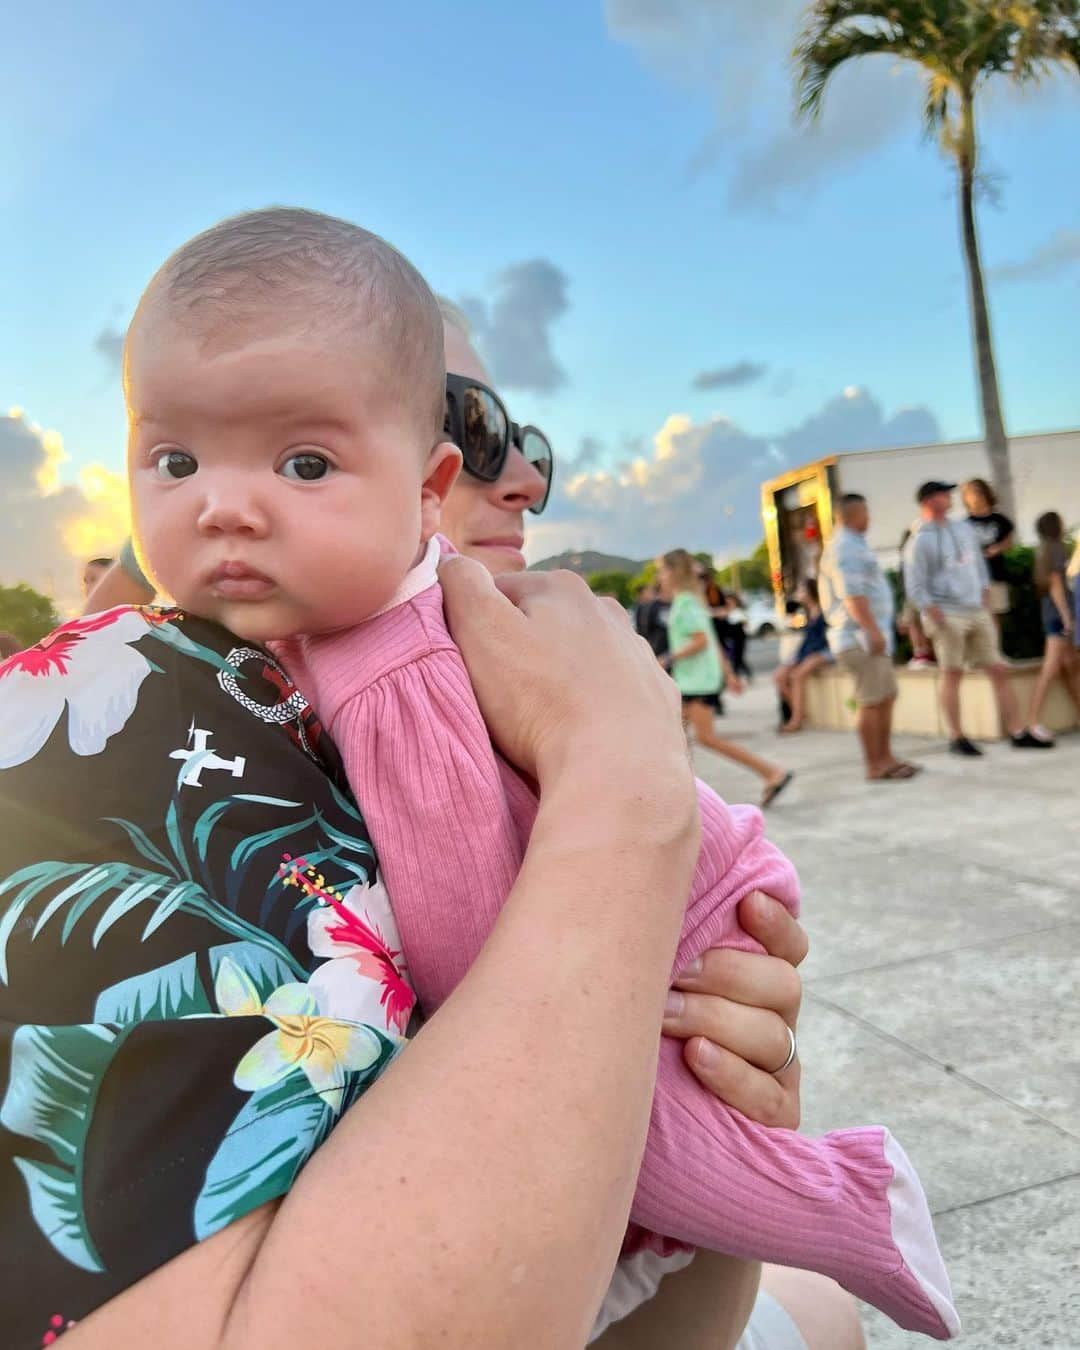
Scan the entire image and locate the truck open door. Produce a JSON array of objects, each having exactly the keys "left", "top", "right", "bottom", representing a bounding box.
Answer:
[{"left": 761, "top": 457, "right": 839, "bottom": 619}]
